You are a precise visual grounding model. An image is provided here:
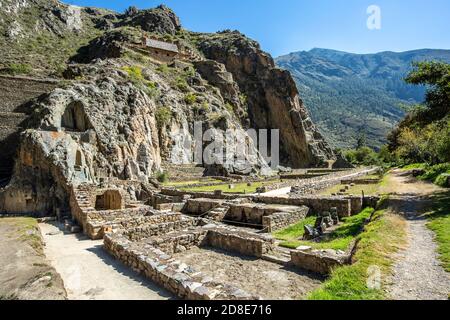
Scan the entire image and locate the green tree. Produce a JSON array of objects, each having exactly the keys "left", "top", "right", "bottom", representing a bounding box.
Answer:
[{"left": 404, "top": 61, "right": 450, "bottom": 119}]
